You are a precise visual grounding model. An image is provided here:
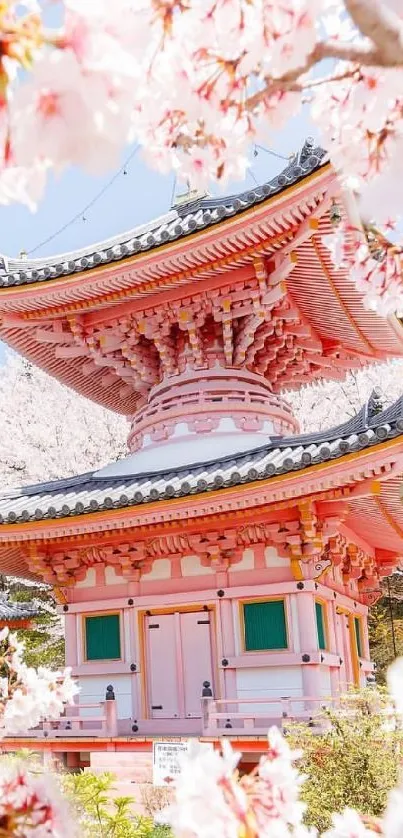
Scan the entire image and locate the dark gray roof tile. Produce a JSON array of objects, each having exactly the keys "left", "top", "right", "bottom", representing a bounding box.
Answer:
[
  {"left": 0, "top": 141, "right": 327, "bottom": 287},
  {"left": 0, "top": 595, "right": 39, "bottom": 621},
  {"left": 1, "top": 387, "right": 402, "bottom": 526}
]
